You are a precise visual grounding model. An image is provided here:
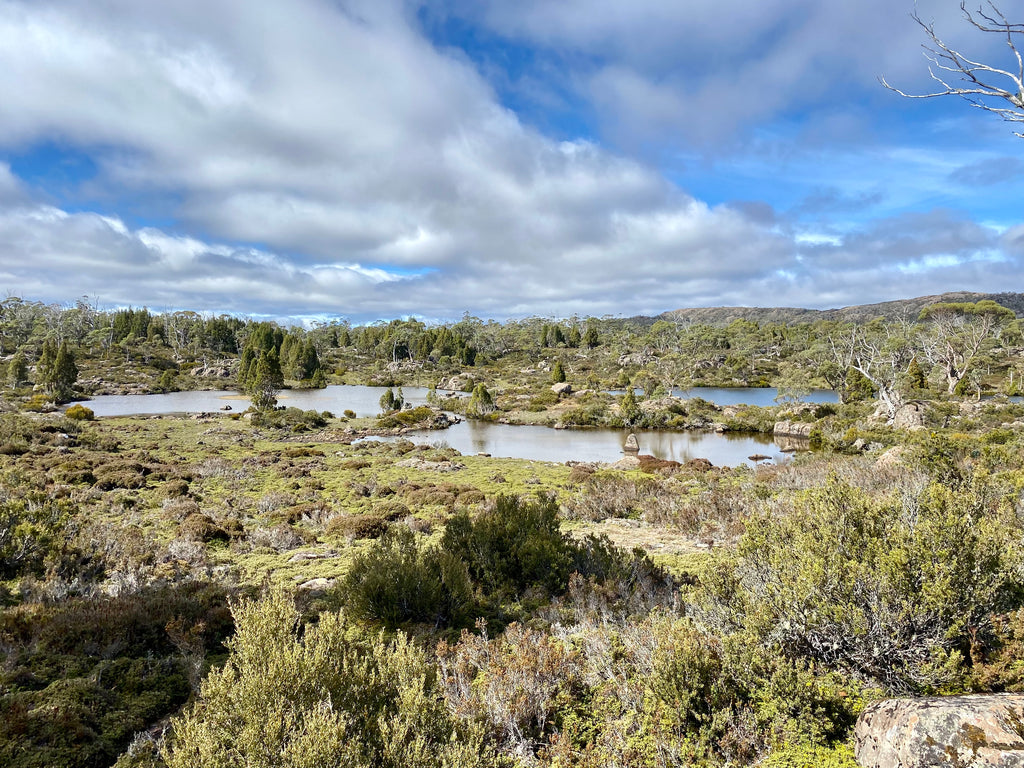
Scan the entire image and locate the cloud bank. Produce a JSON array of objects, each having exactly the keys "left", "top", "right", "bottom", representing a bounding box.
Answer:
[{"left": 0, "top": 0, "right": 1020, "bottom": 321}]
